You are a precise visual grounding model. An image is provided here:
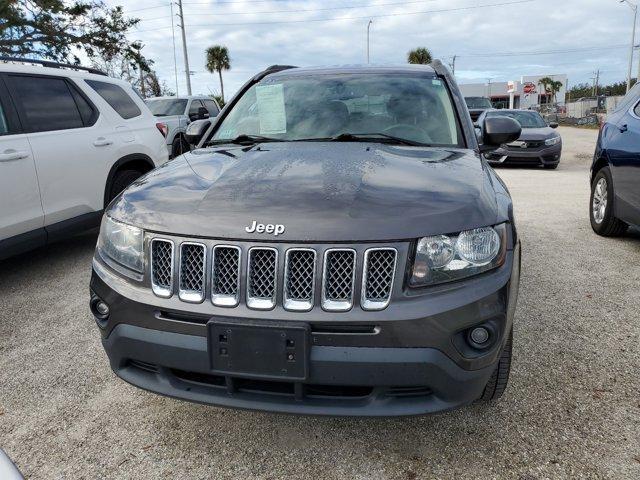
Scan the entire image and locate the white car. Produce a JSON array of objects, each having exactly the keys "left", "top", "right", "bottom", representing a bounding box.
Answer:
[
  {"left": 0, "top": 57, "right": 169, "bottom": 260},
  {"left": 146, "top": 95, "right": 220, "bottom": 158}
]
